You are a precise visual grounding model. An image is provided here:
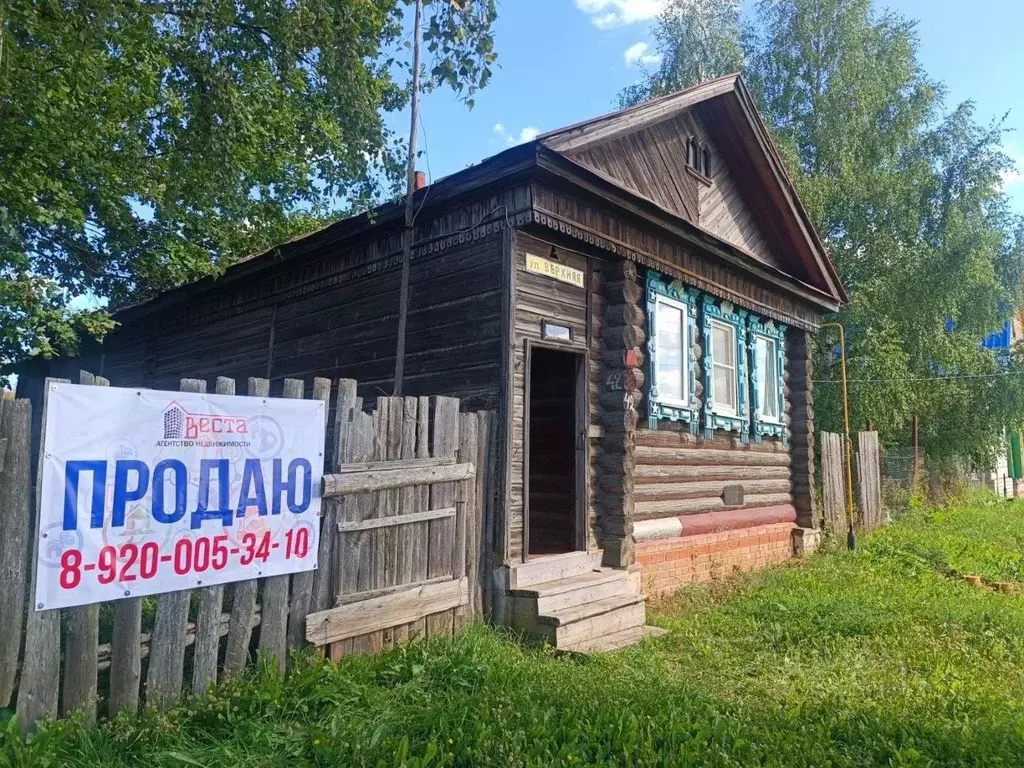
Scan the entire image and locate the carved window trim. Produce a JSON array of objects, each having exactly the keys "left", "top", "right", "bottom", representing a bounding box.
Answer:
[
  {"left": 701, "top": 295, "right": 750, "bottom": 440},
  {"left": 748, "top": 315, "right": 788, "bottom": 444},
  {"left": 646, "top": 271, "right": 700, "bottom": 432}
]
